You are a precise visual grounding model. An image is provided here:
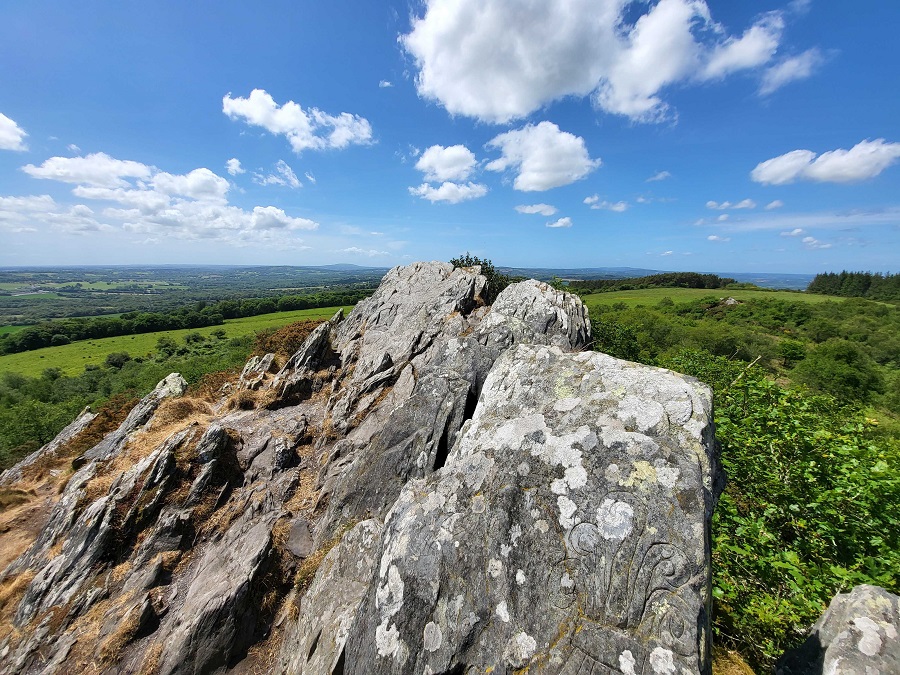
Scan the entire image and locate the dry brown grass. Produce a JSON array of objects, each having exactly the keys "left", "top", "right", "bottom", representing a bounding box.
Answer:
[
  {"left": 150, "top": 397, "right": 212, "bottom": 429},
  {"left": 137, "top": 642, "right": 163, "bottom": 675},
  {"left": 253, "top": 320, "right": 324, "bottom": 359},
  {"left": 97, "top": 597, "right": 143, "bottom": 664},
  {"left": 17, "top": 394, "right": 140, "bottom": 488},
  {"left": 187, "top": 369, "right": 242, "bottom": 403},
  {"left": 292, "top": 520, "right": 355, "bottom": 595},
  {"left": 0, "top": 570, "right": 35, "bottom": 642},
  {"left": 226, "top": 389, "right": 259, "bottom": 410},
  {"left": 712, "top": 645, "right": 756, "bottom": 675}
]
